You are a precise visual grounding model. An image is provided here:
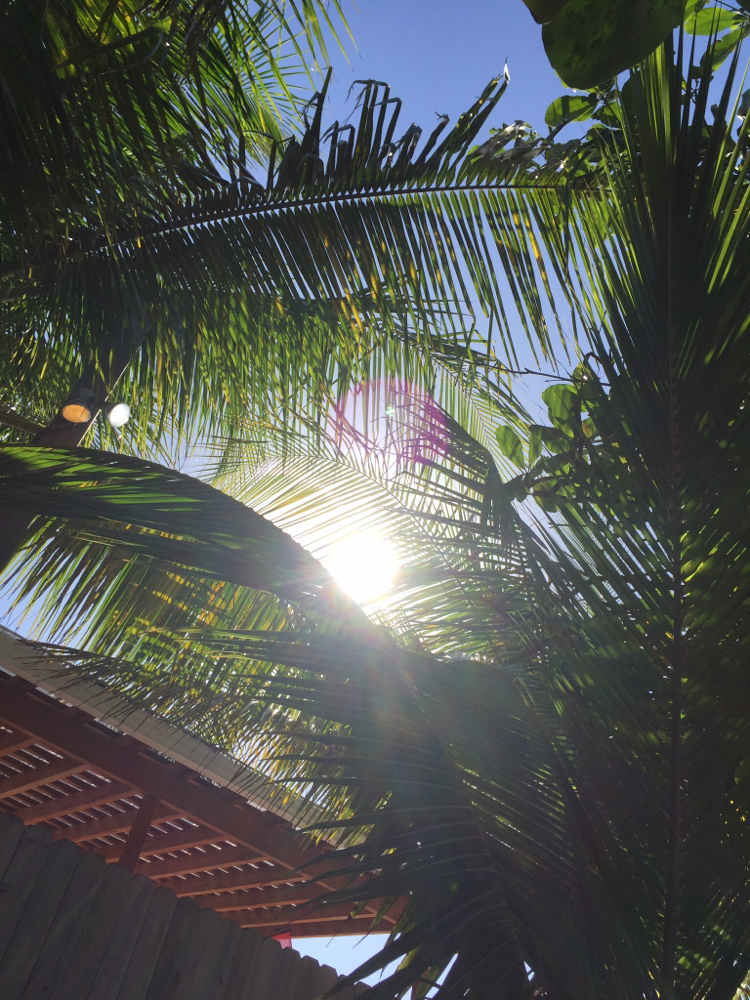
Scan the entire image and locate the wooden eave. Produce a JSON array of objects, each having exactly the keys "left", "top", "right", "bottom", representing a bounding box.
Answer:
[{"left": 0, "top": 635, "right": 400, "bottom": 939}]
